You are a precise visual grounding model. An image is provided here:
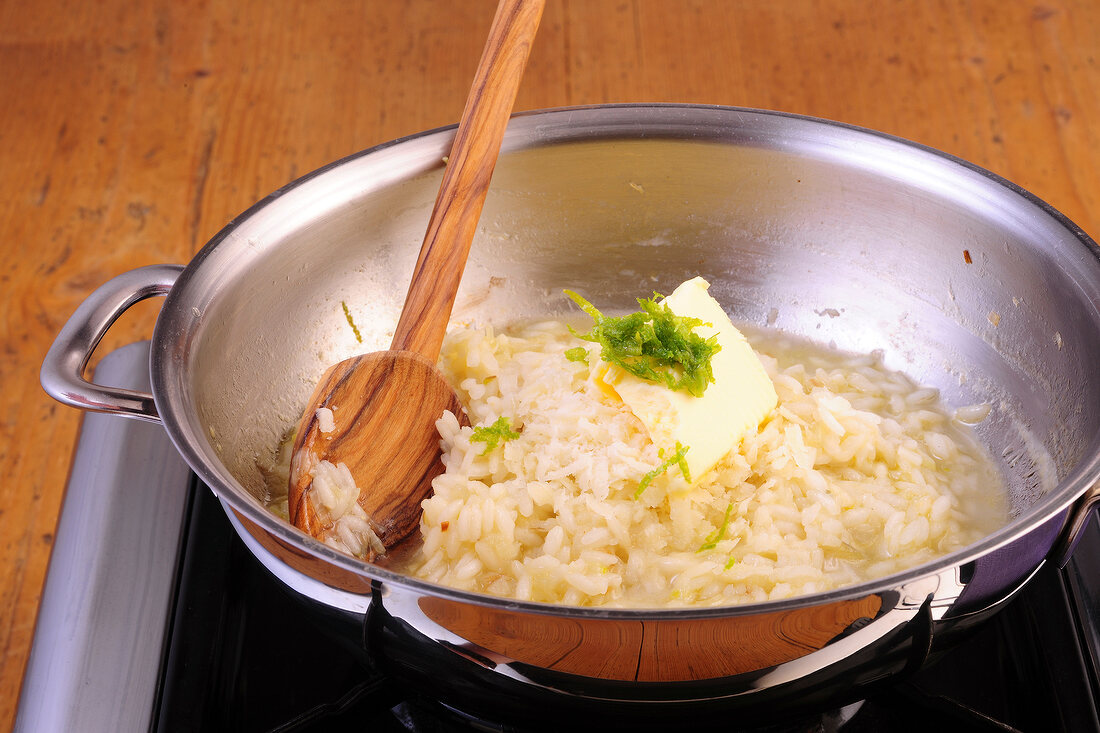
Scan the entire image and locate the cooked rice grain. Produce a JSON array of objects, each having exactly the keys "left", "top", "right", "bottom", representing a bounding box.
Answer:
[{"left": 409, "top": 321, "right": 1006, "bottom": 608}]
